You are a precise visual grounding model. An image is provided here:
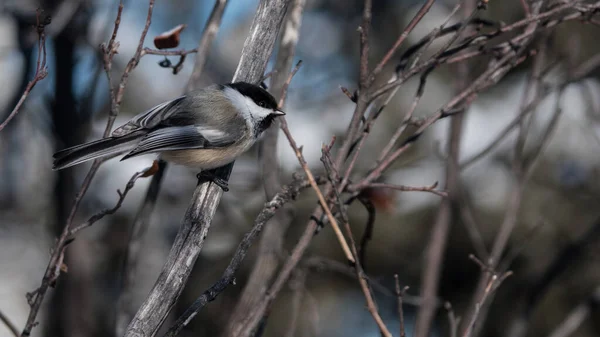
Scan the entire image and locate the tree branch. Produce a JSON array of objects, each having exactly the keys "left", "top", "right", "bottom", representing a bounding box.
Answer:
[{"left": 122, "top": 1, "right": 291, "bottom": 336}]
